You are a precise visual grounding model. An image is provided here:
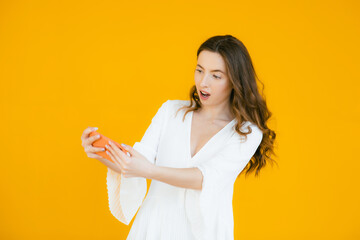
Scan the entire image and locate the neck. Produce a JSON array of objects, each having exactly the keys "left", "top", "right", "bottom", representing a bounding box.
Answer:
[{"left": 198, "top": 100, "right": 234, "bottom": 121}]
